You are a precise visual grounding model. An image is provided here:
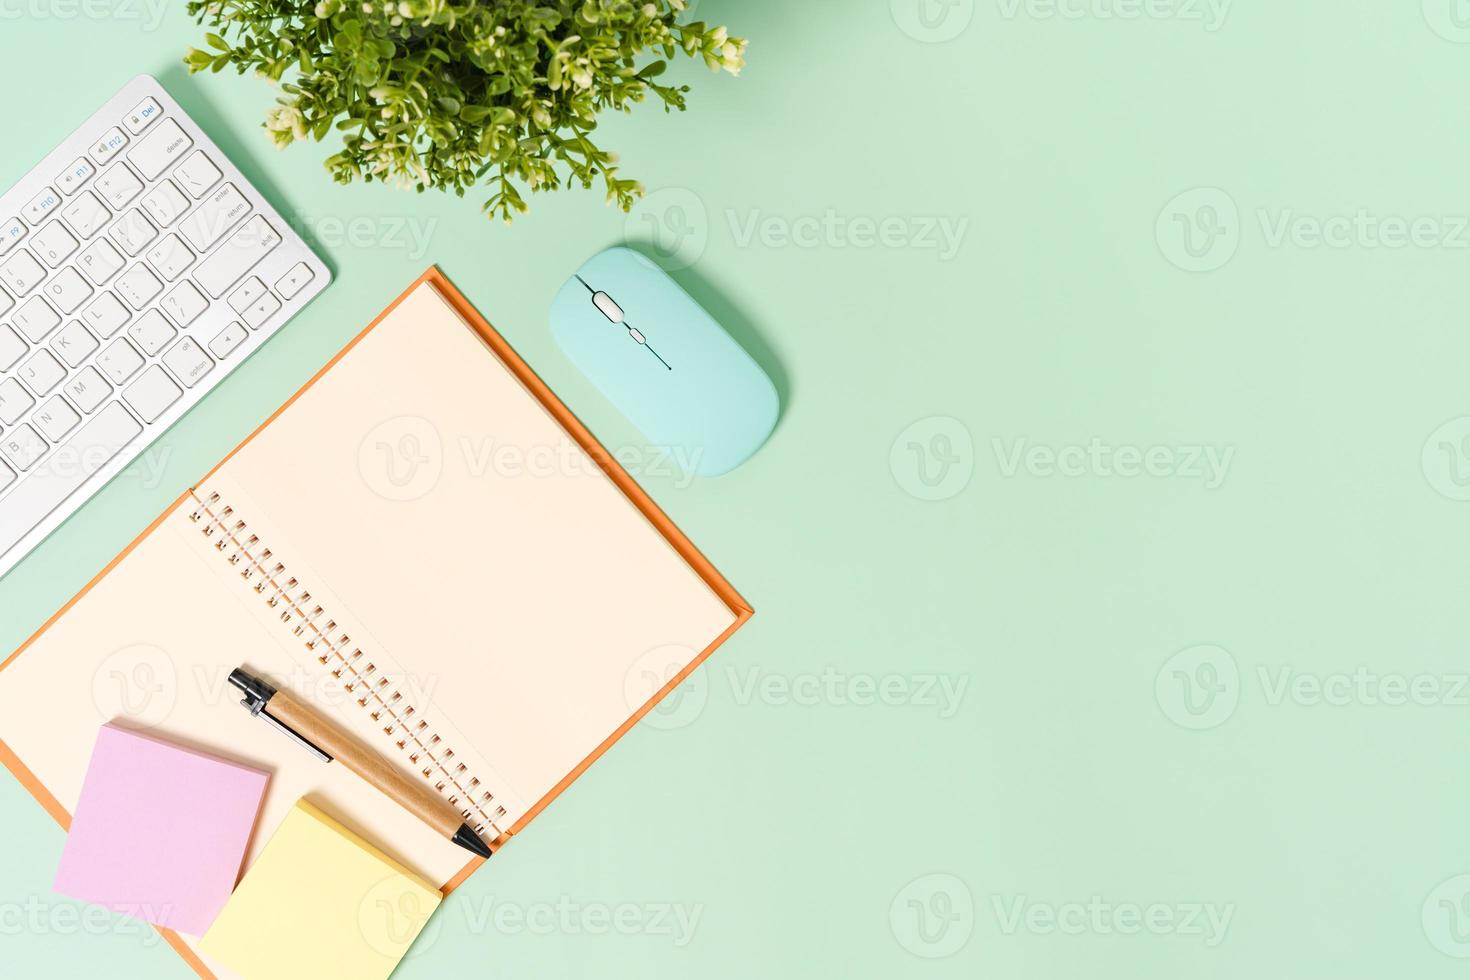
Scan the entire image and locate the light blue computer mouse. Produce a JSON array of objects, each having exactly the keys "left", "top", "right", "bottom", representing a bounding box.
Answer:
[{"left": 550, "top": 247, "right": 778, "bottom": 477}]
